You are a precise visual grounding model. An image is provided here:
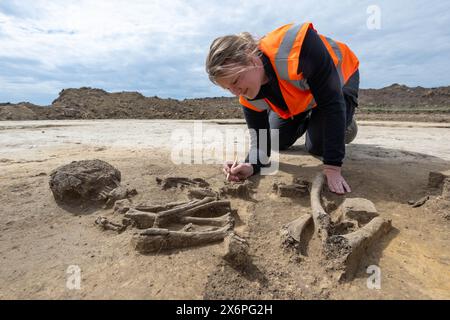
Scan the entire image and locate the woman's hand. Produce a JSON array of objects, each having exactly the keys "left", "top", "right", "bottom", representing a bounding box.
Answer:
[
  {"left": 222, "top": 161, "right": 254, "bottom": 182},
  {"left": 323, "top": 165, "right": 351, "bottom": 195}
]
